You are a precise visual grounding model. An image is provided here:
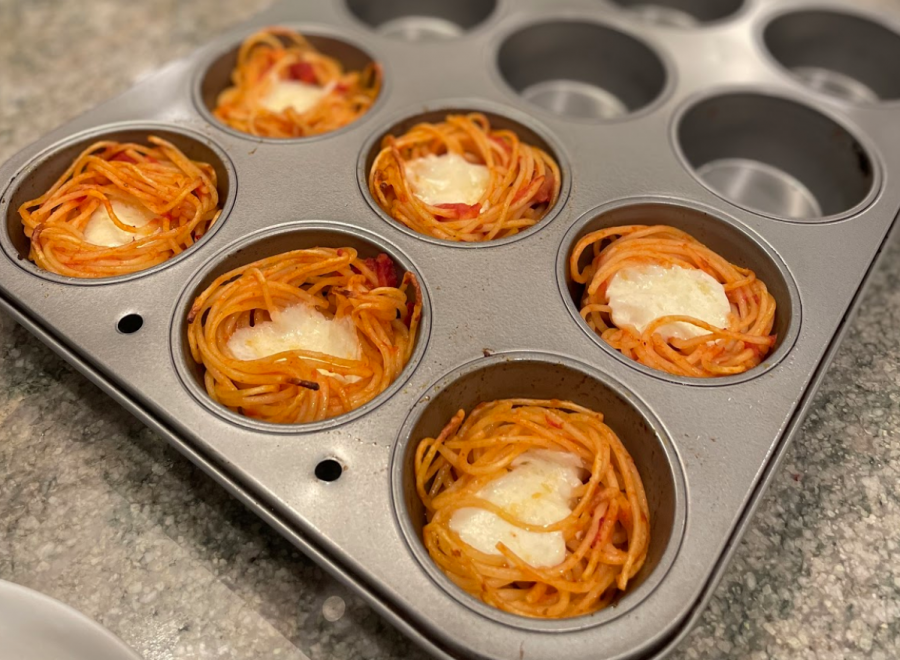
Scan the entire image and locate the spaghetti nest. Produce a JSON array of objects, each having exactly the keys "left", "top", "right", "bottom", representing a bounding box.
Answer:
[
  {"left": 369, "top": 113, "right": 561, "bottom": 242},
  {"left": 18, "top": 137, "right": 220, "bottom": 278},
  {"left": 415, "top": 399, "right": 650, "bottom": 619},
  {"left": 213, "top": 27, "right": 381, "bottom": 138},
  {"left": 187, "top": 248, "right": 422, "bottom": 424},
  {"left": 570, "top": 225, "right": 777, "bottom": 378}
]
